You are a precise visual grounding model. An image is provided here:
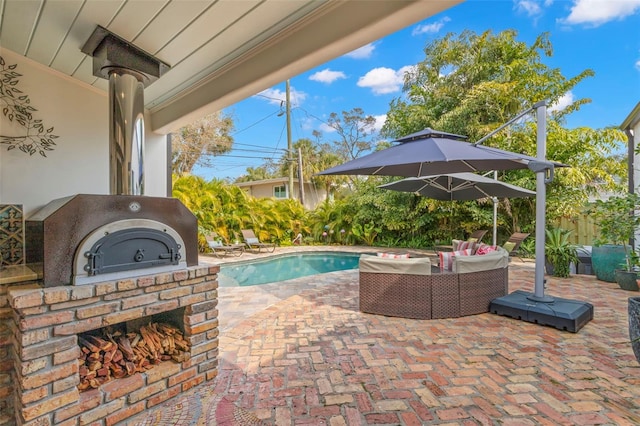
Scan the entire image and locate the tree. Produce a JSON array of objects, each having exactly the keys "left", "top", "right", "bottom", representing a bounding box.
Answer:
[
  {"left": 171, "top": 111, "right": 235, "bottom": 175},
  {"left": 234, "top": 164, "right": 279, "bottom": 183},
  {"left": 382, "top": 29, "right": 627, "bottom": 223},
  {"left": 289, "top": 138, "right": 345, "bottom": 201},
  {"left": 321, "top": 108, "right": 379, "bottom": 160}
]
